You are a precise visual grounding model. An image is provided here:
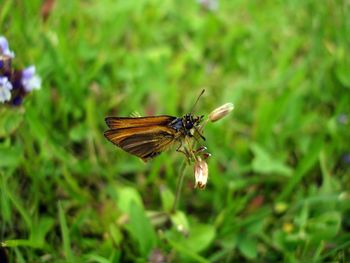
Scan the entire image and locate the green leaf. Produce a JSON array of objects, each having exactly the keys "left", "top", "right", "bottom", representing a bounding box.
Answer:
[
  {"left": 0, "top": 144, "right": 22, "bottom": 168},
  {"left": 117, "top": 187, "right": 143, "bottom": 214},
  {"left": 306, "top": 211, "right": 341, "bottom": 242},
  {"left": 2, "top": 239, "right": 37, "bottom": 248},
  {"left": 30, "top": 217, "right": 55, "bottom": 247},
  {"left": 160, "top": 186, "right": 175, "bottom": 212},
  {"left": 0, "top": 172, "right": 11, "bottom": 223},
  {"left": 166, "top": 236, "right": 210, "bottom": 263},
  {"left": 0, "top": 107, "right": 24, "bottom": 137},
  {"left": 183, "top": 224, "right": 216, "bottom": 253},
  {"left": 69, "top": 123, "right": 88, "bottom": 142},
  {"left": 335, "top": 57, "right": 350, "bottom": 87},
  {"left": 251, "top": 144, "right": 292, "bottom": 176},
  {"left": 170, "top": 211, "right": 190, "bottom": 234},
  {"left": 8, "top": 188, "right": 31, "bottom": 228},
  {"left": 319, "top": 150, "right": 339, "bottom": 195},
  {"left": 277, "top": 137, "right": 324, "bottom": 201},
  {"left": 127, "top": 201, "right": 157, "bottom": 257},
  {"left": 238, "top": 235, "right": 258, "bottom": 259},
  {"left": 109, "top": 223, "right": 123, "bottom": 246},
  {"left": 58, "top": 202, "right": 74, "bottom": 261},
  {"left": 85, "top": 254, "right": 111, "bottom": 263}
]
